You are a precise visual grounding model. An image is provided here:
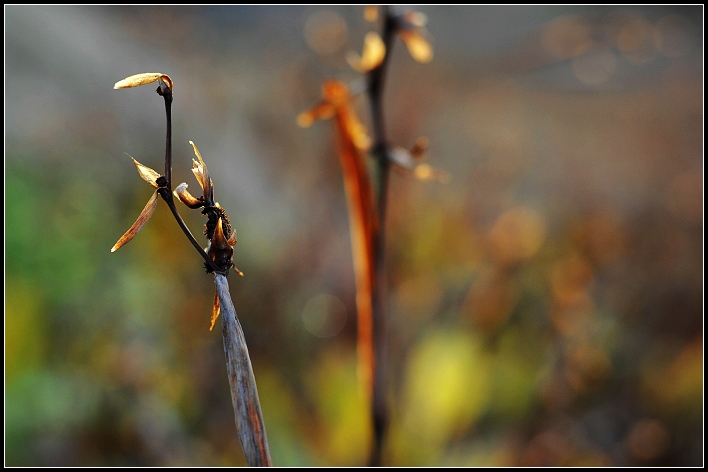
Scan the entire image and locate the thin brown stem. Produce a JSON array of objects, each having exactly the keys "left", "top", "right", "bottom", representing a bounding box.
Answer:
[
  {"left": 156, "top": 90, "right": 223, "bottom": 274},
  {"left": 160, "top": 88, "right": 173, "bottom": 188},
  {"left": 158, "top": 188, "right": 223, "bottom": 274},
  {"left": 366, "top": 6, "right": 397, "bottom": 467}
]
